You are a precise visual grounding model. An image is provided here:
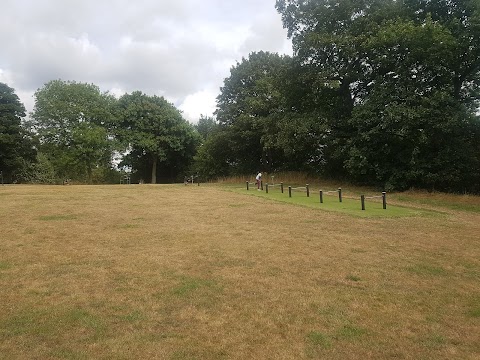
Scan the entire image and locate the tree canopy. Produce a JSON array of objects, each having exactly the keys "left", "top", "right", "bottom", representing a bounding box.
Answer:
[
  {"left": 116, "top": 91, "right": 200, "bottom": 183},
  {"left": 0, "top": 82, "right": 36, "bottom": 183},
  {"left": 30, "top": 80, "right": 117, "bottom": 183},
  {"left": 195, "top": 0, "right": 480, "bottom": 192}
]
